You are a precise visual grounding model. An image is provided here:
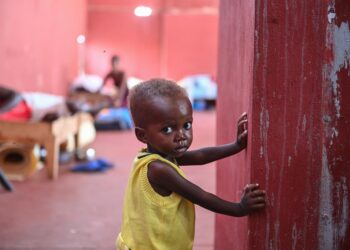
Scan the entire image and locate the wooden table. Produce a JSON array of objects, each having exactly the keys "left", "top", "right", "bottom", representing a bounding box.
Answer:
[{"left": 0, "top": 113, "right": 93, "bottom": 180}]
